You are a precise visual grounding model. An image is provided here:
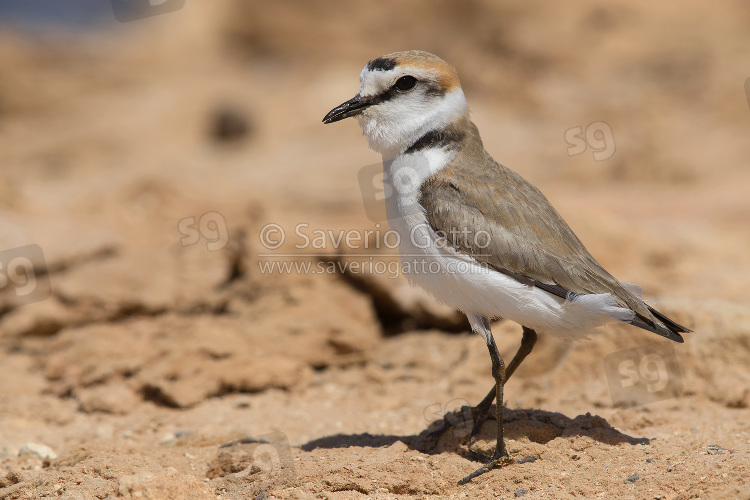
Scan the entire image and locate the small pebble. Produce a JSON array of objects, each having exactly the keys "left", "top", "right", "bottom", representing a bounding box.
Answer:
[
  {"left": 625, "top": 472, "right": 639, "bottom": 484},
  {"left": 160, "top": 433, "right": 177, "bottom": 443},
  {"left": 707, "top": 444, "right": 734, "bottom": 455},
  {"left": 515, "top": 489, "right": 528, "bottom": 497},
  {"left": 18, "top": 443, "right": 57, "bottom": 460}
]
